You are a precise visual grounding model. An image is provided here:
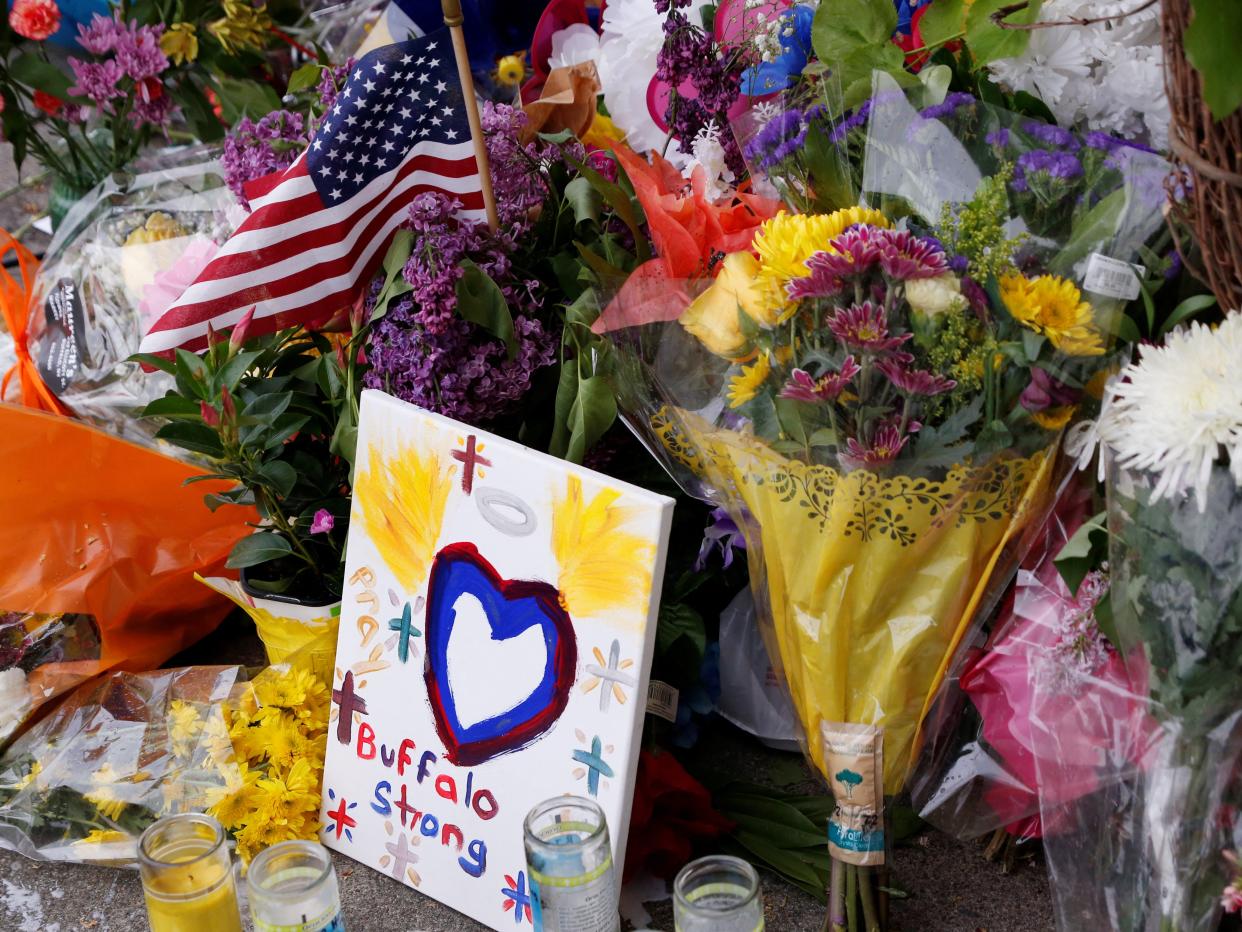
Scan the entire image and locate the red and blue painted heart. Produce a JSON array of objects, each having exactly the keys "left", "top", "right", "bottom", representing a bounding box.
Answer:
[{"left": 423, "top": 543, "right": 577, "bottom": 766}]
